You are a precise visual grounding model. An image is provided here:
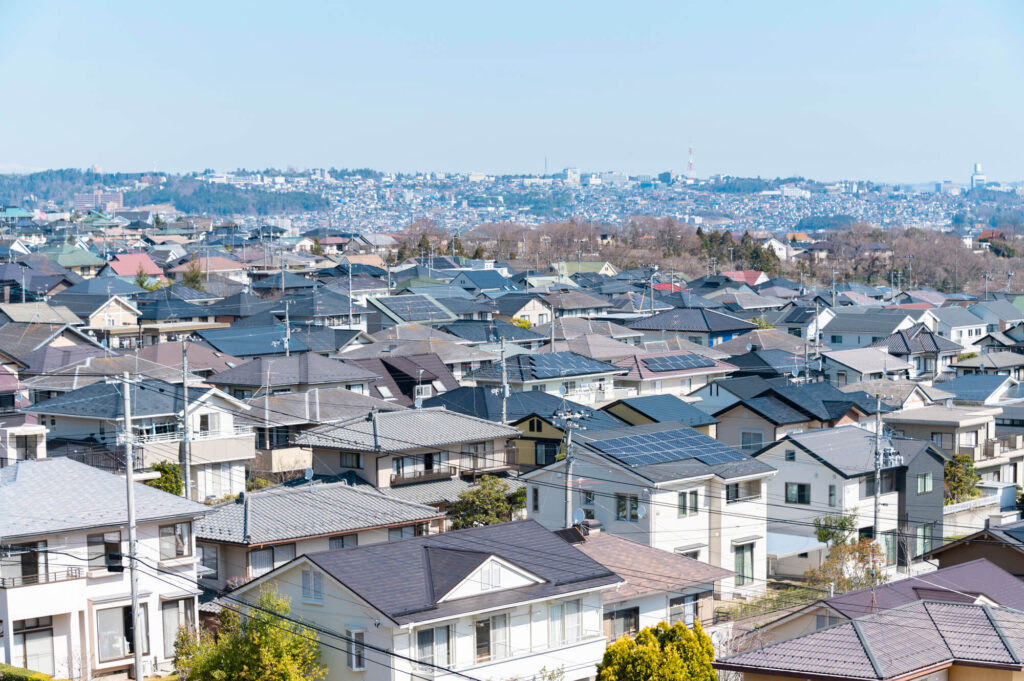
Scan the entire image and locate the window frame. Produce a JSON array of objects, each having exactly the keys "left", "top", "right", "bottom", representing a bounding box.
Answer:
[
  {"left": 603, "top": 606, "right": 639, "bottom": 641},
  {"left": 329, "top": 534, "right": 358, "bottom": 550},
  {"left": 346, "top": 629, "right": 365, "bottom": 670},
  {"left": 615, "top": 493, "right": 639, "bottom": 522},
  {"left": 158, "top": 521, "right": 192, "bottom": 560},
  {"left": 197, "top": 542, "right": 218, "bottom": 580},
  {"left": 785, "top": 482, "right": 811, "bottom": 505},
  {"left": 302, "top": 569, "right": 324, "bottom": 602},
  {"left": 739, "top": 430, "right": 764, "bottom": 453},
  {"left": 734, "top": 543, "right": 755, "bottom": 586},
  {"left": 96, "top": 603, "right": 149, "bottom": 663},
  {"left": 87, "top": 531, "right": 121, "bottom": 571},
  {"left": 917, "top": 471, "right": 933, "bottom": 495}
]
